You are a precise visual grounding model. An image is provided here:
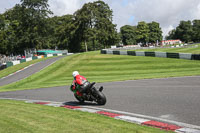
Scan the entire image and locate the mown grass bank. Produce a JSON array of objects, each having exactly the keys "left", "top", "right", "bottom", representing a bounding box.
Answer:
[
  {"left": 0, "top": 100, "right": 168, "bottom": 133},
  {"left": 1, "top": 51, "right": 200, "bottom": 92},
  {"left": 133, "top": 44, "right": 200, "bottom": 54}
]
